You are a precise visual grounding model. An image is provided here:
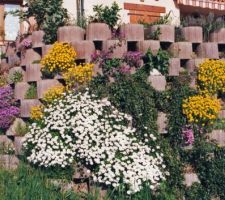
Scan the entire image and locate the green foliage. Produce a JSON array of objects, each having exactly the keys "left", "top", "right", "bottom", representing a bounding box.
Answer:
[
  {"left": 103, "top": 58, "right": 122, "bottom": 76},
  {"left": 0, "top": 163, "right": 79, "bottom": 200},
  {"left": 89, "top": 2, "right": 121, "bottom": 29},
  {"left": 140, "top": 12, "right": 171, "bottom": 27},
  {"left": 213, "top": 119, "right": 225, "bottom": 130},
  {"left": 0, "top": 53, "right": 6, "bottom": 59},
  {"left": 181, "top": 13, "right": 225, "bottom": 41},
  {"left": 147, "top": 27, "right": 161, "bottom": 40},
  {"left": 9, "top": 71, "right": 23, "bottom": 84},
  {"left": 15, "top": 122, "right": 28, "bottom": 137},
  {"left": 25, "top": 83, "right": 37, "bottom": 99},
  {"left": 185, "top": 183, "right": 210, "bottom": 200},
  {"left": 175, "top": 27, "right": 185, "bottom": 42},
  {"left": 143, "top": 49, "right": 170, "bottom": 75},
  {"left": 10, "top": 0, "right": 68, "bottom": 44}
]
